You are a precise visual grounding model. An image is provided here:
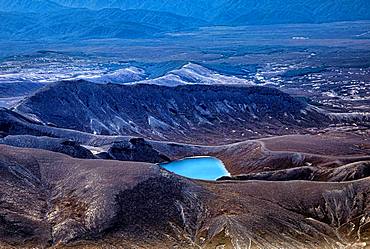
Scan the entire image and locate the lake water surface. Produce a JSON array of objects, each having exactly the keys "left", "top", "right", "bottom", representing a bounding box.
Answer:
[{"left": 160, "top": 156, "right": 230, "bottom": 181}]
